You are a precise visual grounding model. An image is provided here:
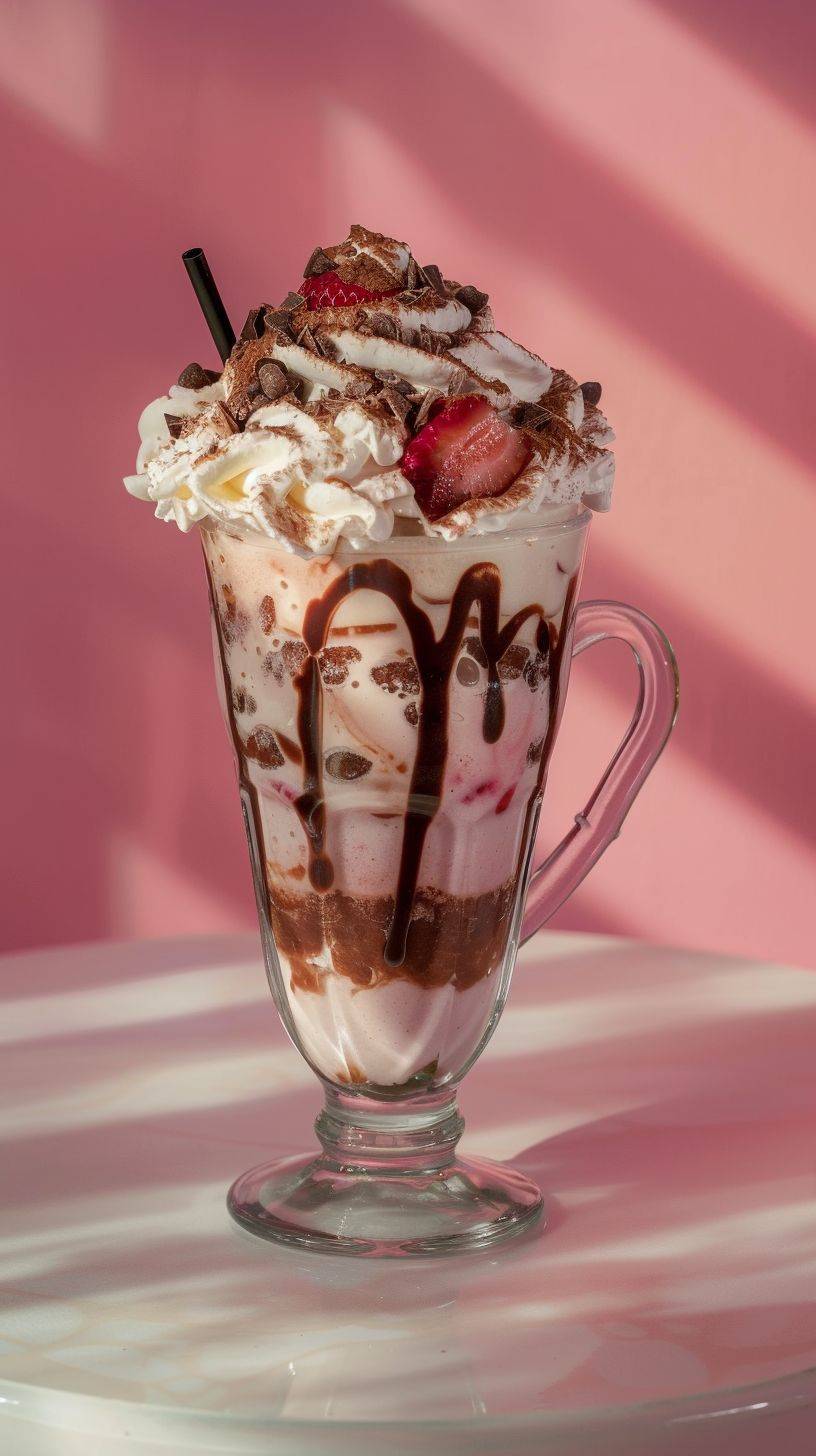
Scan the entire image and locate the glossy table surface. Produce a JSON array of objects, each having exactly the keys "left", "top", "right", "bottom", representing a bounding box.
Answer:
[{"left": 2, "top": 932, "right": 816, "bottom": 1454}]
